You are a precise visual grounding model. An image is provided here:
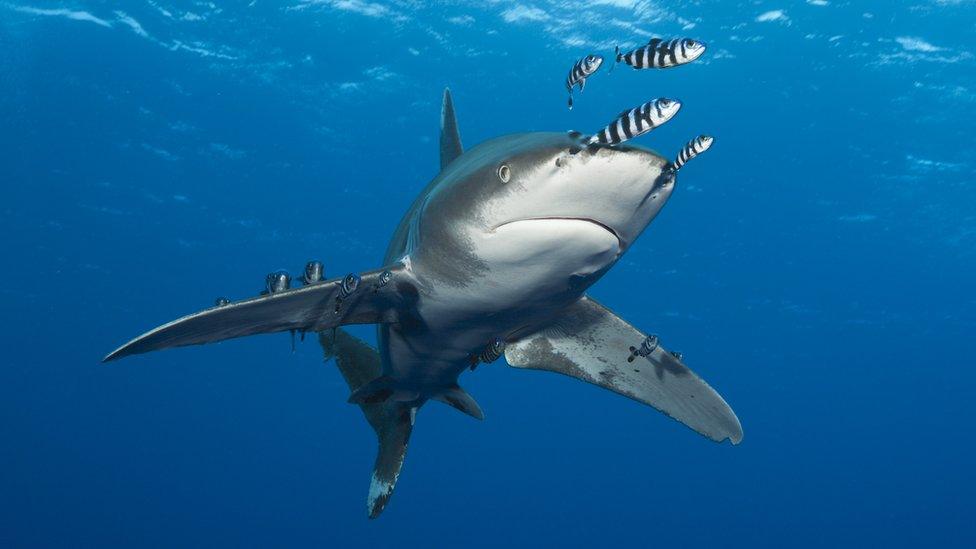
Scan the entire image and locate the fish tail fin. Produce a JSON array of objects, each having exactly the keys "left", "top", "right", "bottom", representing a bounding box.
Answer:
[
  {"left": 321, "top": 328, "right": 416, "bottom": 519},
  {"left": 367, "top": 404, "right": 414, "bottom": 519},
  {"left": 609, "top": 47, "right": 620, "bottom": 73}
]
